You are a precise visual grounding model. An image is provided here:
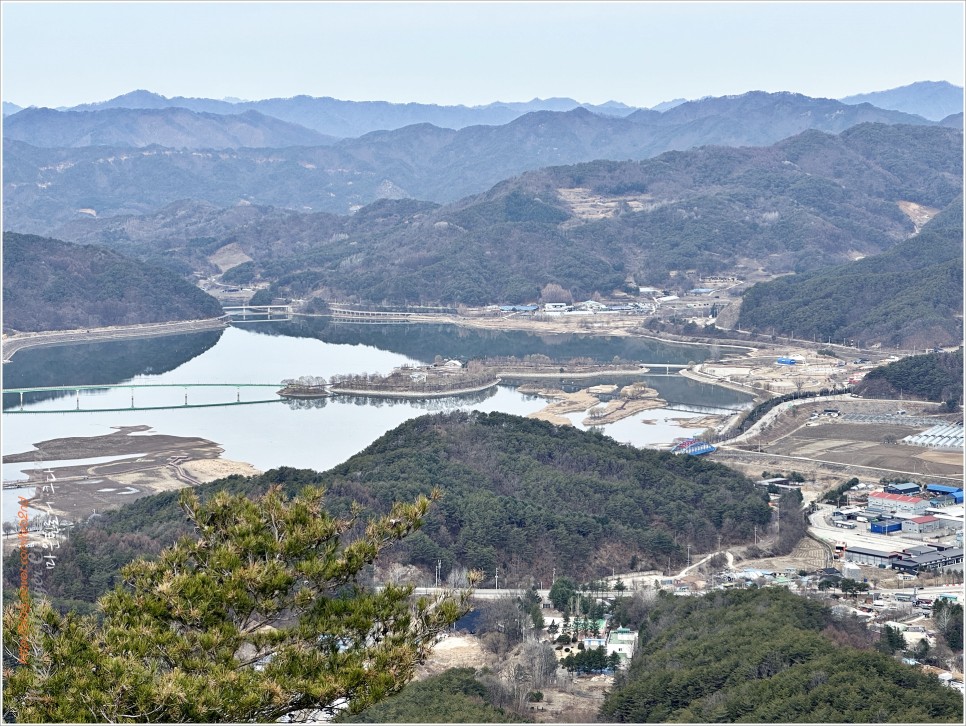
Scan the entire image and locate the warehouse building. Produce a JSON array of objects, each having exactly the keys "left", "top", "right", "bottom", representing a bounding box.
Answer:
[
  {"left": 884, "top": 482, "right": 921, "bottom": 496},
  {"left": 843, "top": 546, "right": 901, "bottom": 568},
  {"left": 867, "top": 492, "right": 928, "bottom": 515},
  {"left": 901, "top": 515, "right": 947, "bottom": 535},
  {"left": 870, "top": 519, "right": 903, "bottom": 535},
  {"left": 925, "top": 484, "right": 964, "bottom": 505},
  {"left": 892, "top": 547, "right": 964, "bottom": 575}
]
